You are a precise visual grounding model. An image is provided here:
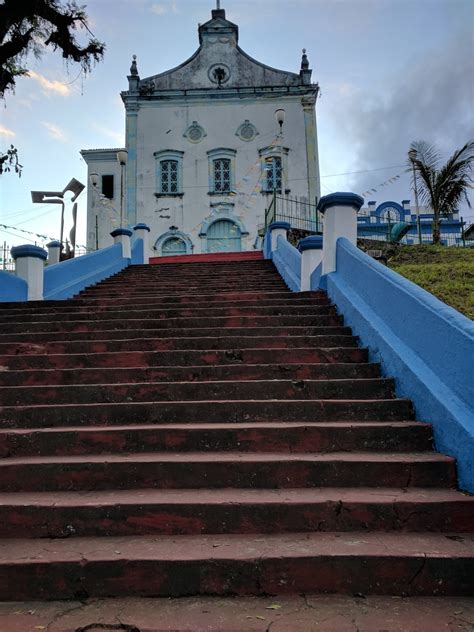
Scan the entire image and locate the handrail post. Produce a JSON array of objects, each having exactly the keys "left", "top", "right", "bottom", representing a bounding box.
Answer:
[
  {"left": 298, "top": 235, "right": 323, "bottom": 291},
  {"left": 317, "top": 192, "right": 364, "bottom": 277},
  {"left": 110, "top": 228, "right": 133, "bottom": 259},
  {"left": 133, "top": 223, "right": 151, "bottom": 264},
  {"left": 11, "top": 244, "right": 47, "bottom": 301}
]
